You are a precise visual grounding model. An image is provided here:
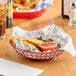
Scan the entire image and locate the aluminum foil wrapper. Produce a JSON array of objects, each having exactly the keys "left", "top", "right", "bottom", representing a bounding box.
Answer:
[
  {"left": 12, "top": 24, "right": 76, "bottom": 56},
  {"left": 15, "top": 38, "right": 39, "bottom": 52}
]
